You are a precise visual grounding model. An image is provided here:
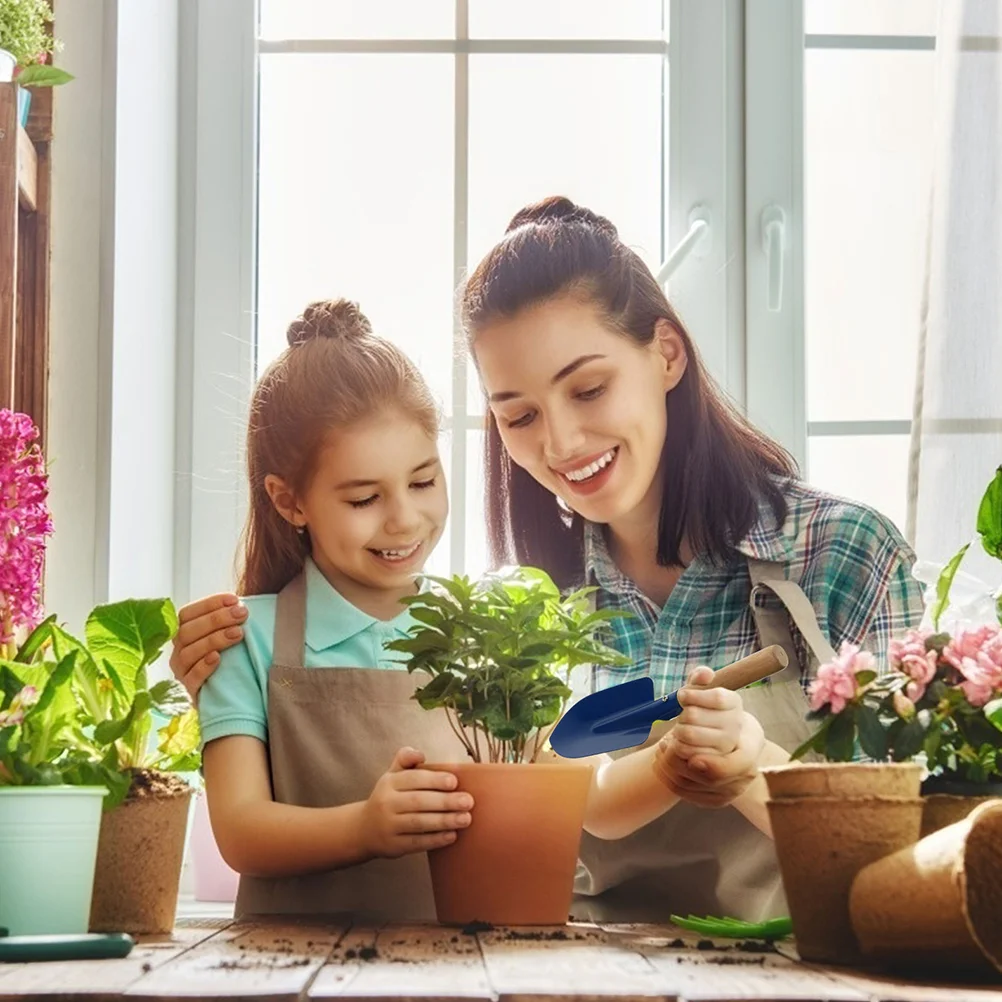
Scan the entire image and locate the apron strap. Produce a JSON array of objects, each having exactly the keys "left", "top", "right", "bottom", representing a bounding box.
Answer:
[
  {"left": 273, "top": 572, "right": 307, "bottom": 668},
  {"left": 746, "top": 557, "right": 837, "bottom": 680}
]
